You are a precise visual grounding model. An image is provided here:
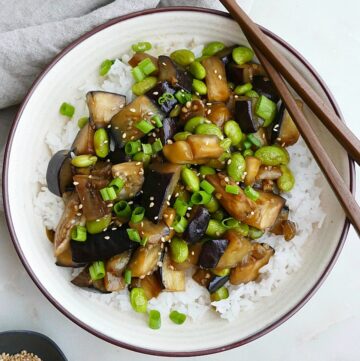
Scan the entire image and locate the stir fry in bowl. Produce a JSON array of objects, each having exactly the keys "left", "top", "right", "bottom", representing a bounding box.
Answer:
[{"left": 46, "top": 41, "right": 301, "bottom": 328}]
